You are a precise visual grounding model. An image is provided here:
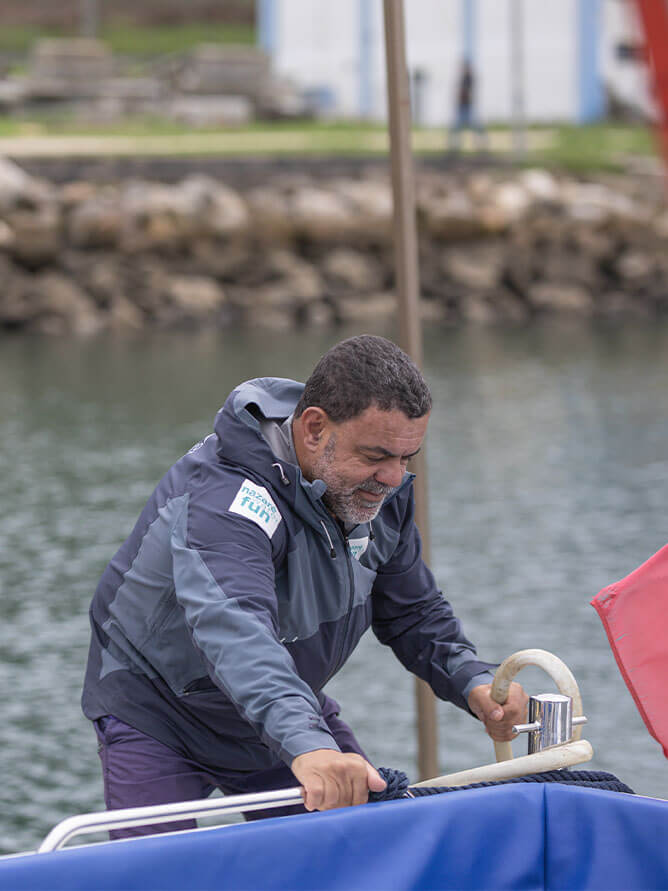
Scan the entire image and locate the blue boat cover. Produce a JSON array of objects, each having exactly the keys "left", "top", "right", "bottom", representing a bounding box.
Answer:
[{"left": 1, "top": 783, "right": 667, "bottom": 890}]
